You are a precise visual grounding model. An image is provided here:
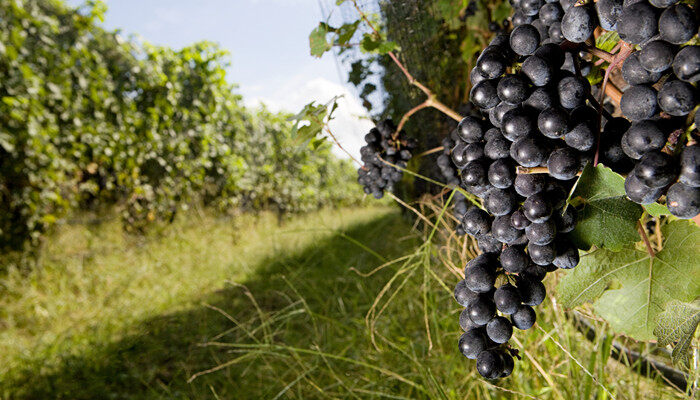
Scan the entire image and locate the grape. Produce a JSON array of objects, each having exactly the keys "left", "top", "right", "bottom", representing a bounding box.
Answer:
[
  {"left": 622, "top": 120, "right": 666, "bottom": 156},
  {"left": 638, "top": 40, "right": 675, "bottom": 73},
  {"left": 538, "top": 107, "right": 569, "bottom": 138},
  {"left": 458, "top": 329, "right": 488, "bottom": 359},
  {"left": 500, "top": 245, "right": 529, "bottom": 273},
  {"left": 522, "top": 0, "right": 544, "bottom": 16},
  {"left": 620, "top": 85, "right": 658, "bottom": 121},
  {"left": 539, "top": 2, "right": 564, "bottom": 25},
  {"left": 659, "top": 4, "right": 697, "bottom": 45},
  {"left": 471, "top": 80, "right": 500, "bottom": 109},
  {"left": 625, "top": 173, "right": 664, "bottom": 204},
  {"left": 522, "top": 55, "right": 553, "bottom": 87},
  {"left": 471, "top": 66, "right": 487, "bottom": 86},
  {"left": 357, "top": 121, "right": 415, "bottom": 198},
  {"left": 485, "top": 135, "right": 512, "bottom": 159},
  {"left": 617, "top": 2, "right": 658, "bottom": 45},
  {"left": 513, "top": 11, "right": 534, "bottom": 27},
  {"left": 672, "top": 45, "right": 700, "bottom": 83},
  {"left": 511, "top": 209, "right": 531, "bottom": 230},
  {"left": 596, "top": 0, "right": 622, "bottom": 31},
  {"left": 558, "top": 76, "right": 588, "bottom": 109},
  {"left": 460, "top": 308, "right": 481, "bottom": 331},
  {"left": 666, "top": 182, "right": 700, "bottom": 219},
  {"left": 554, "top": 207, "right": 577, "bottom": 233},
  {"left": 523, "top": 193, "right": 553, "bottom": 223},
  {"left": 525, "top": 219, "right": 557, "bottom": 245},
  {"left": 564, "top": 122, "right": 595, "bottom": 152},
  {"left": 485, "top": 188, "right": 517, "bottom": 216},
  {"left": 528, "top": 241, "right": 556, "bottom": 265},
  {"left": 561, "top": 4, "right": 596, "bottom": 43},
  {"left": 494, "top": 284, "right": 521, "bottom": 314},
  {"left": 632, "top": 151, "right": 677, "bottom": 189},
  {"left": 462, "top": 207, "right": 492, "bottom": 236},
  {"left": 477, "top": 51, "right": 507, "bottom": 80},
  {"left": 488, "top": 159, "right": 516, "bottom": 189},
  {"left": 500, "top": 353, "right": 515, "bottom": 378},
  {"left": 502, "top": 107, "right": 536, "bottom": 141},
  {"left": 548, "top": 22, "right": 565, "bottom": 43},
  {"left": 511, "top": 305, "right": 536, "bottom": 330},
  {"left": 454, "top": 279, "right": 479, "bottom": 307},
  {"left": 510, "top": 24, "right": 541, "bottom": 56},
  {"left": 511, "top": 136, "right": 547, "bottom": 167},
  {"left": 477, "top": 350, "right": 504, "bottom": 379},
  {"left": 465, "top": 262, "right": 498, "bottom": 294},
  {"left": 462, "top": 161, "right": 489, "bottom": 187},
  {"left": 468, "top": 294, "right": 497, "bottom": 325},
  {"left": 490, "top": 102, "right": 518, "bottom": 128},
  {"left": 458, "top": 116, "right": 485, "bottom": 142},
  {"left": 492, "top": 214, "right": 522, "bottom": 244},
  {"left": 547, "top": 147, "right": 580, "bottom": 180},
  {"left": 552, "top": 239, "right": 580, "bottom": 269},
  {"left": 657, "top": 80, "right": 696, "bottom": 116},
  {"left": 514, "top": 173, "right": 546, "bottom": 197},
  {"left": 517, "top": 276, "right": 546, "bottom": 306},
  {"left": 487, "top": 316, "right": 514, "bottom": 344},
  {"left": 498, "top": 74, "right": 530, "bottom": 105},
  {"left": 622, "top": 52, "right": 662, "bottom": 86},
  {"left": 679, "top": 144, "right": 700, "bottom": 187}
]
